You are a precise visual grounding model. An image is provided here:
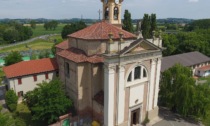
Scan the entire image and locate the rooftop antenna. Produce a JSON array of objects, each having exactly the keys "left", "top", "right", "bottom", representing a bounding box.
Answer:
[{"left": 98, "top": 9, "right": 102, "bottom": 21}]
